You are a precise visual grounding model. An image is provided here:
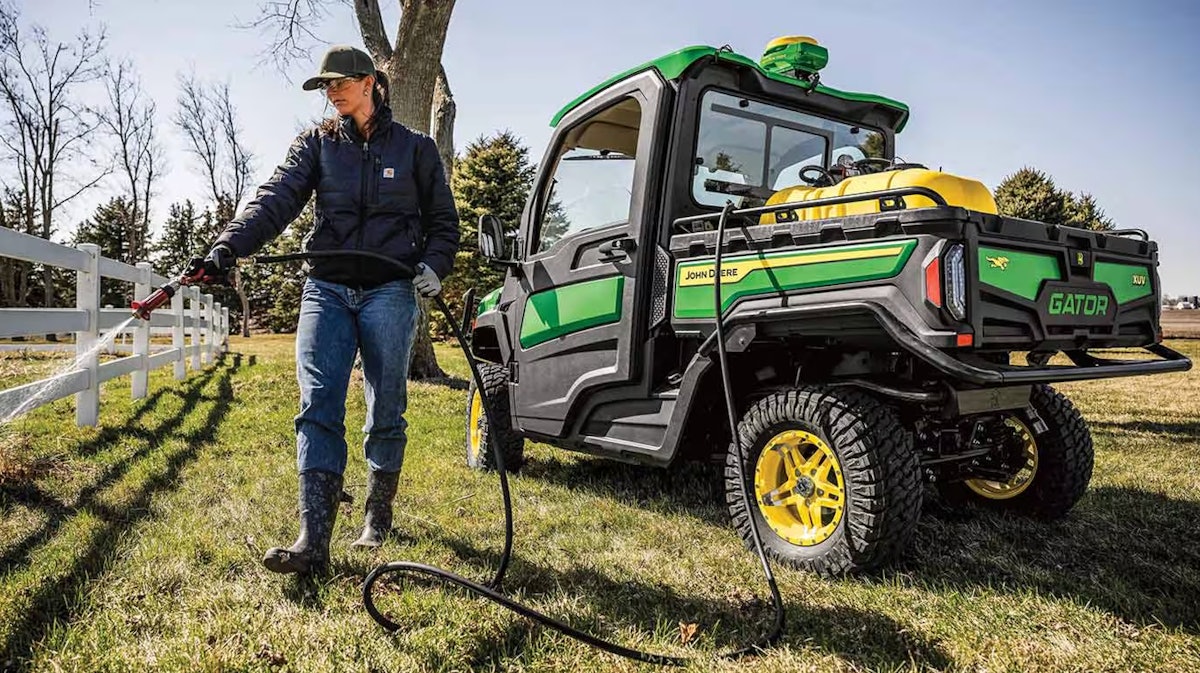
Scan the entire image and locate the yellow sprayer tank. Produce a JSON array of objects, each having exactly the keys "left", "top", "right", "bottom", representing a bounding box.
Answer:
[{"left": 759, "top": 168, "right": 997, "bottom": 224}]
